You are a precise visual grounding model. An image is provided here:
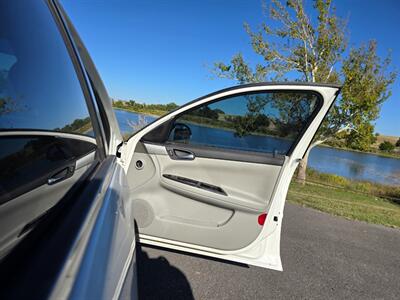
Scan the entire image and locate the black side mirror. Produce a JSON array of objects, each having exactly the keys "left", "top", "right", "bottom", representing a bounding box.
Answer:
[{"left": 172, "top": 123, "right": 192, "bottom": 142}]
